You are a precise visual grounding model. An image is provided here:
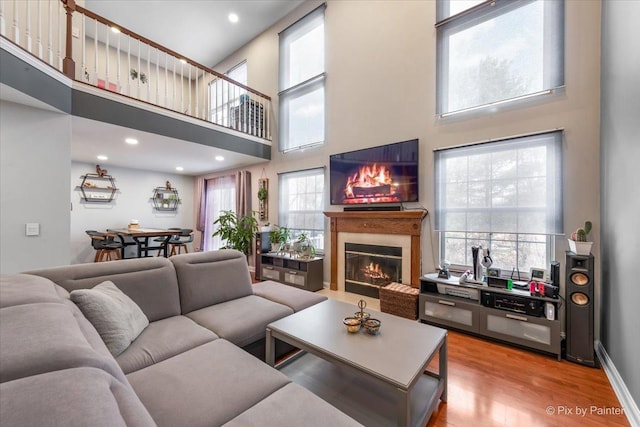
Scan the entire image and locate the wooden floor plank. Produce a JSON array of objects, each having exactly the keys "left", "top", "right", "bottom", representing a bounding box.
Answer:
[{"left": 316, "top": 288, "right": 629, "bottom": 427}]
